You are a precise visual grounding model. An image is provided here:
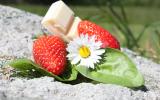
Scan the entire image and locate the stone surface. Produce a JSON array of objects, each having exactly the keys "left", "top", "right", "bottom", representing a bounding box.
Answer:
[{"left": 0, "top": 5, "right": 160, "bottom": 100}]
